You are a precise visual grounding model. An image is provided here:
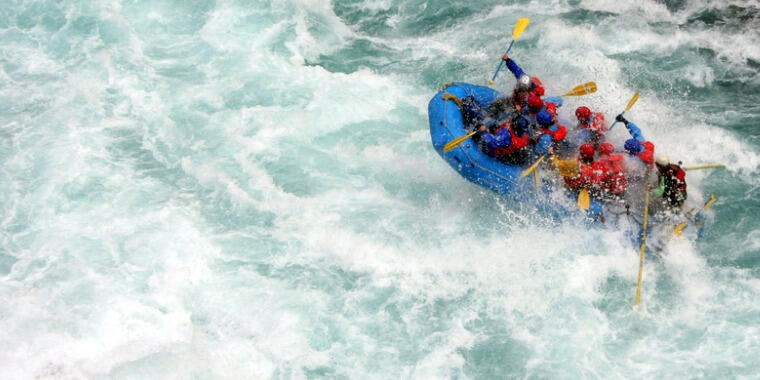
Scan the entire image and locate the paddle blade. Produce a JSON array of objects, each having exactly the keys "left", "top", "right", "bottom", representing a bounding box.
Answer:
[
  {"left": 443, "top": 131, "right": 477, "bottom": 153},
  {"left": 561, "top": 82, "right": 597, "bottom": 97},
  {"left": 673, "top": 223, "right": 686, "bottom": 236},
  {"left": 512, "top": 18, "right": 530, "bottom": 40},
  {"left": 520, "top": 155, "right": 546, "bottom": 178},
  {"left": 577, "top": 188, "right": 590, "bottom": 210},
  {"left": 624, "top": 91, "right": 640, "bottom": 112}
]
